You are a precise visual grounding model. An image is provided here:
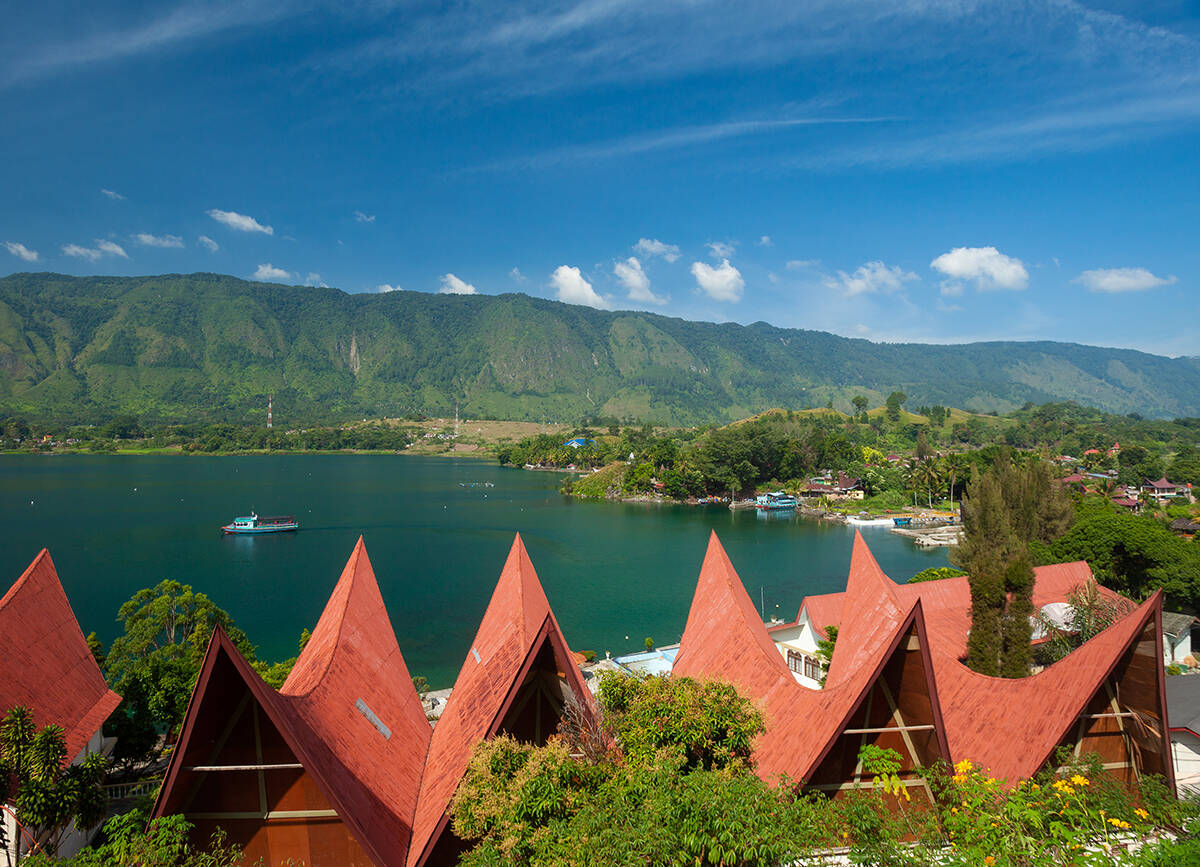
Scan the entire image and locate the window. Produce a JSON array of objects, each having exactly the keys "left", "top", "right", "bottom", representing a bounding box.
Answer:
[
  {"left": 787, "top": 649, "right": 803, "bottom": 673},
  {"left": 804, "top": 656, "right": 822, "bottom": 681}
]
